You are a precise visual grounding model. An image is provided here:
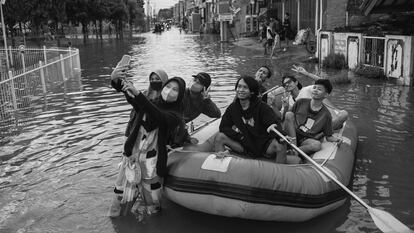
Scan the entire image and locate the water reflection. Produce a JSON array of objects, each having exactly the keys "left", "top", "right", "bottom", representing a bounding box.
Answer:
[{"left": 0, "top": 28, "right": 413, "bottom": 232}]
